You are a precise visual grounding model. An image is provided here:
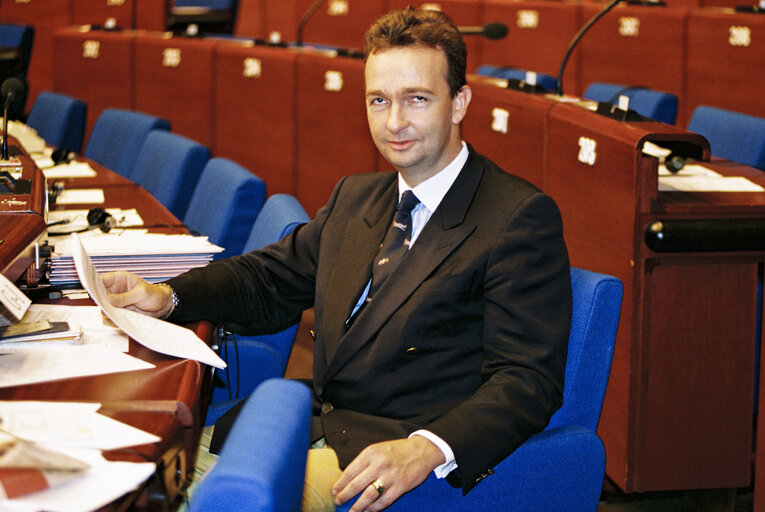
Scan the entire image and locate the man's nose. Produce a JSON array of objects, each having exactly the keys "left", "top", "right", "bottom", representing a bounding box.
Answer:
[{"left": 386, "top": 103, "right": 408, "bottom": 133}]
